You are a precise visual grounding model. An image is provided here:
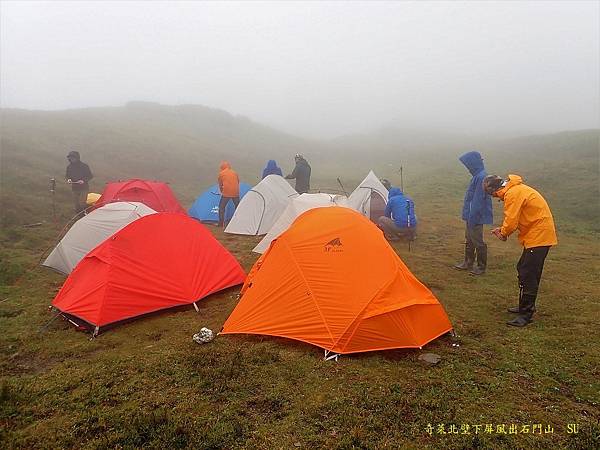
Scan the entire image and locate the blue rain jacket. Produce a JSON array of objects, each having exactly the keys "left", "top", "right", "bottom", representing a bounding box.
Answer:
[
  {"left": 459, "top": 151, "right": 493, "bottom": 226},
  {"left": 262, "top": 160, "right": 283, "bottom": 179},
  {"left": 384, "top": 187, "right": 417, "bottom": 228}
]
